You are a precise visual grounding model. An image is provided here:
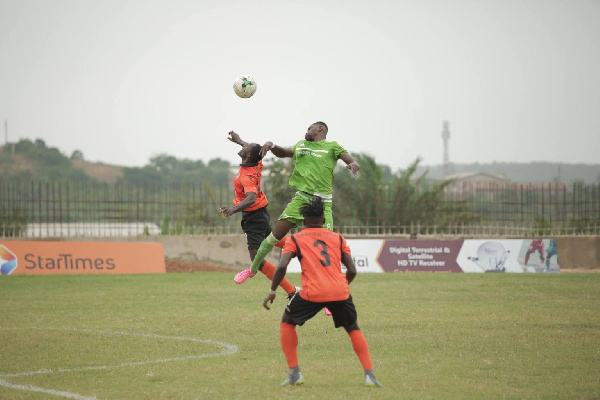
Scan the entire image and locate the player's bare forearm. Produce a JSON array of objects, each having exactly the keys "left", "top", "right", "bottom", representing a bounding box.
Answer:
[
  {"left": 339, "top": 153, "right": 360, "bottom": 176},
  {"left": 270, "top": 253, "right": 293, "bottom": 291},
  {"left": 228, "top": 131, "right": 248, "bottom": 147},
  {"left": 264, "top": 254, "right": 291, "bottom": 310},
  {"left": 220, "top": 193, "right": 256, "bottom": 216},
  {"left": 270, "top": 268, "right": 286, "bottom": 291},
  {"left": 342, "top": 252, "right": 357, "bottom": 284},
  {"left": 268, "top": 144, "right": 293, "bottom": 158}
]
